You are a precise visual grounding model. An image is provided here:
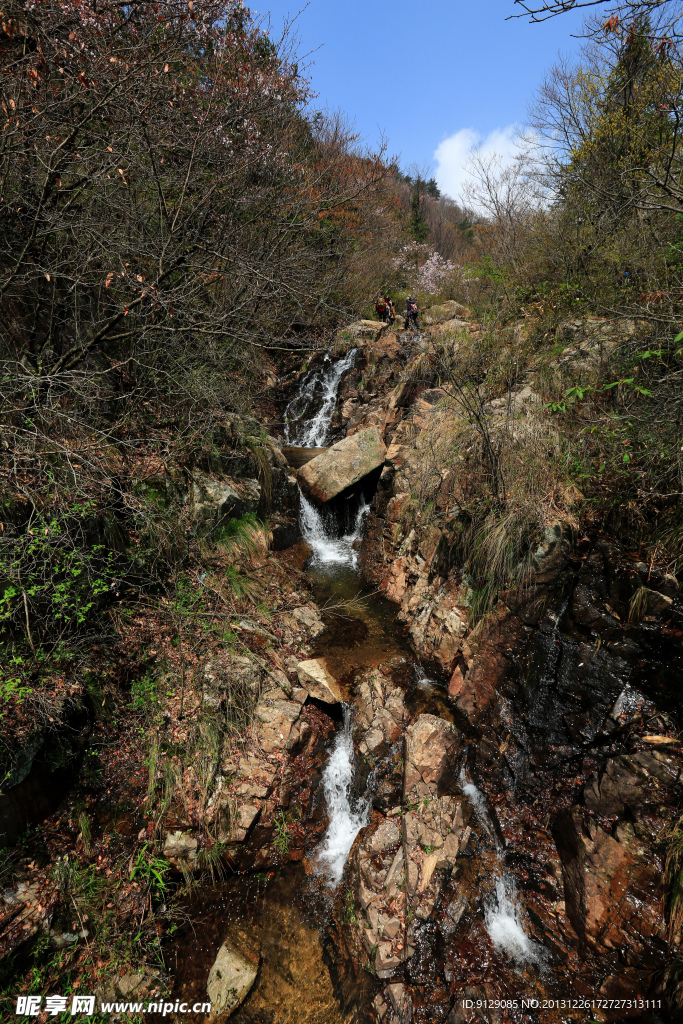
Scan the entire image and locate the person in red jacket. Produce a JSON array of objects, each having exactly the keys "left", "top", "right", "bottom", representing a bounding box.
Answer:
[{"left": 375, "top": 294, "right": 388, "bottom": 322}]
